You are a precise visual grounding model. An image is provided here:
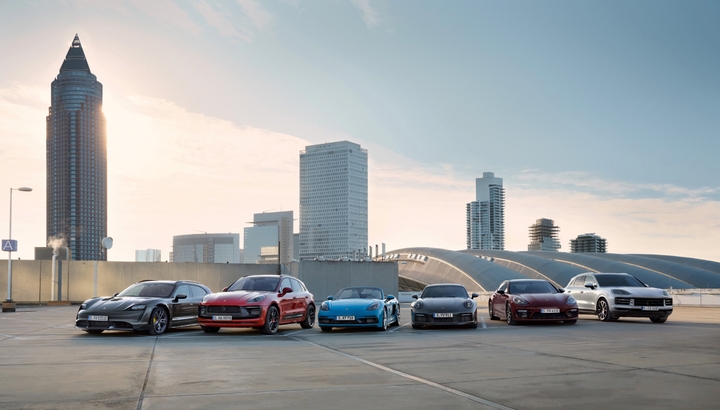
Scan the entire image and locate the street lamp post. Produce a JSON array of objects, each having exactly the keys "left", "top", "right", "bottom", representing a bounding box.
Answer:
[{"left": 3, "top": 187, "right": 32, "bottom": 313}]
